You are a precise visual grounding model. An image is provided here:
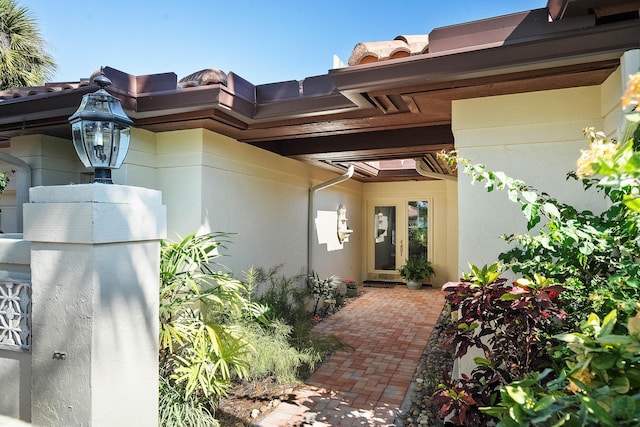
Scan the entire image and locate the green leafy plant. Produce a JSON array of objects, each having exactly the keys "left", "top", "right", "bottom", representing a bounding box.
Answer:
[
  {"left": 345, "top": 279, "right": 358, "bottom": 297},
  {"left": 159, "top": 377, "right": 220, "bottom": 427},
  {"left": 237, "top": 319, "right": 321, "bottom": 384},
  {"left": 306, "top": 272, "right": 341, "bottom": 316},
  {"left": 0, "top": 169, "right": 14, "bottom": 195},
  {"left": 398, "top": 257, "right": 435, "bottom": 282},
  {"left": 482, "top": 310, "right": 640, "bottom": 427},
  {"left": 159, "top": 233, "right": 262, "bottom": 423}
]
